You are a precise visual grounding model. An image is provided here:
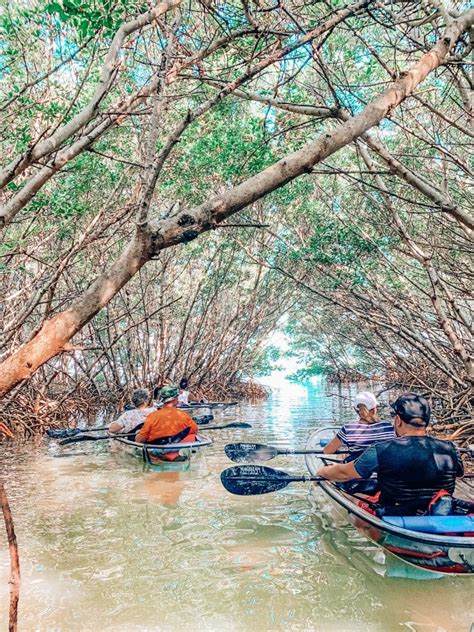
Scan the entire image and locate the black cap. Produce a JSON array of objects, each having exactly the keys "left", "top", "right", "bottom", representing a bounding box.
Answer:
[{"left": 390, "top": 393, "right": 431, "bottom": 427}]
